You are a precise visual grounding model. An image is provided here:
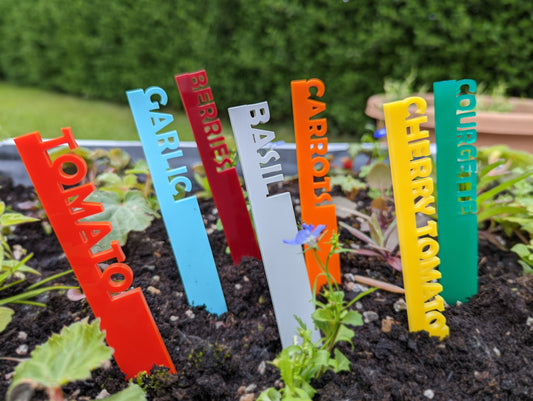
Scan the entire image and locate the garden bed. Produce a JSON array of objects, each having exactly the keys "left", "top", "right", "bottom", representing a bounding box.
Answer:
[{"left": 0, "top": 175, "right": 532, "bottom": 401}]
